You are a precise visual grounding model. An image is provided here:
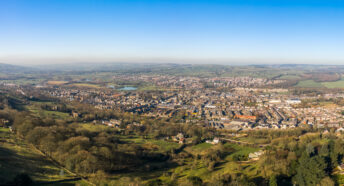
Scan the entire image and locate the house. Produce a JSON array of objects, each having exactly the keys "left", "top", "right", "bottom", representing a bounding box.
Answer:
[
  {"left": 102, "top": 119, "right": 121, "bottom": 127},
  {"left": 234, "top": 115, "right": 257, "bottom": 121},
  {"left": 286, "top": 99, "right": 301, "bottom": 104},
  {"left": 337, "top": 163, "right": 344, "bottom": 171},
  {"left": 322, "top": 130, "right": 329, "bottom": 135},
  {"left": 72, "top": 112, "right": 80, "bottom": 118},
  {"left": 248, "top": 150, "right": 264, "bottom": 160},
  {"left": 269, "top": 99, "right": 281, "bottom": 104},
  {"left": 0, "top": 119, "right": 9, "bottom": 126},
  {"left": 206, "top": 137, "right": 220, "bottom": 144},
  {"left": 213, "top": 137, "right": 220, "bottom": 144},
  {"left": 205, "top": 104, "right": 216, "bottom": 109},
  {"left": 173, "top": 133, "right": 185, "bottom": 144},
  {"left": 336, "top": 128, "right": 344, "bottom": 133}
]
